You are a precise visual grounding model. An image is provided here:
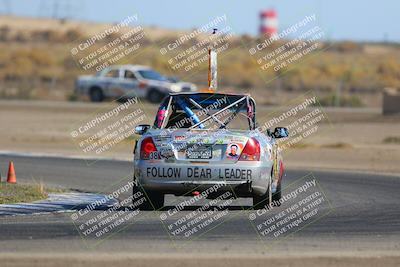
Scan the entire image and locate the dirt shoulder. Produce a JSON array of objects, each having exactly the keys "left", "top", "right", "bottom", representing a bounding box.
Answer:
[{"left": 1, "top": 100, "right": 399, "bottom": 175}]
